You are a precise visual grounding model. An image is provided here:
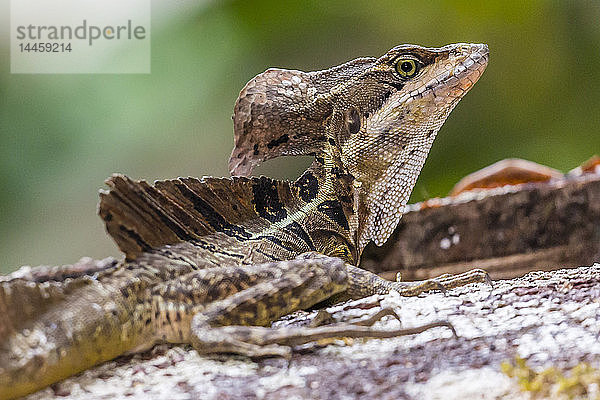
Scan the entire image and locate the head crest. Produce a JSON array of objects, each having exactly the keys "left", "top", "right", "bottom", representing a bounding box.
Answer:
[{"left": 229, "top": 59, "right": 376, "bottom": 176}]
